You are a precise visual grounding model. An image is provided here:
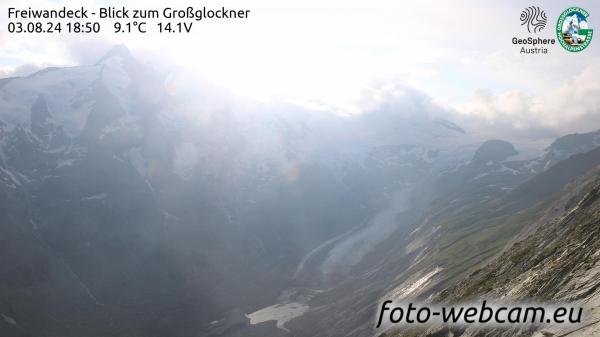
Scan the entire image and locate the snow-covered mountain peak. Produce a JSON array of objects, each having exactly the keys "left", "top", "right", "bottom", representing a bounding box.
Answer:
[{"left": 96, "top": 44, "right": 134, "bottom": 66}]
